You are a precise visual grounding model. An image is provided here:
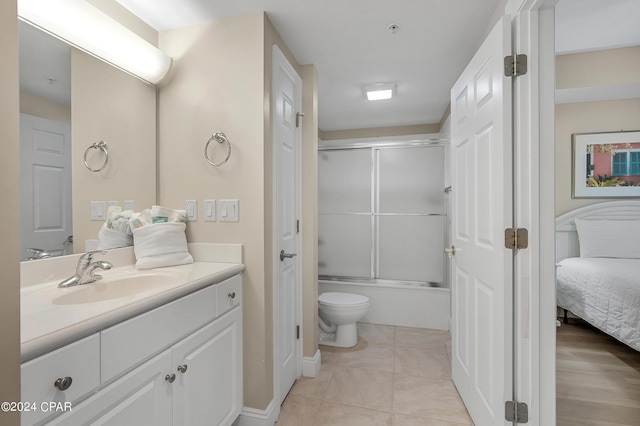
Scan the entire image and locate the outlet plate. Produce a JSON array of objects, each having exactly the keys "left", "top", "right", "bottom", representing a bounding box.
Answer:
[
  {"left": 124, "top": 200, "right": 135, "bottom": 211},
  {"left": 204, "top": 200, "right": 216, "bottom": 222},
  {"left": 186, "top": 200, "right": 198, "bottom": 221}
]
